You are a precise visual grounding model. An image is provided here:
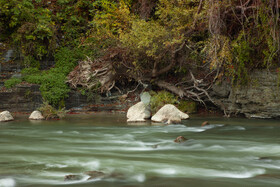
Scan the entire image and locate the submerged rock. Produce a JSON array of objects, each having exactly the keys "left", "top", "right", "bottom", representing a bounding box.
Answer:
[
  {"left": 0, "top": 111, "right": 14, "bottom": 122},
  {"left": 64, "top": 174, "right": 83, "bottom": 181},
  {"left": 174, "top": 136, "right": 188, "bottom": 143},
  {"left": 151, "top": 104, "right": 189, "bottom": 124},
  {"left": 151, "top": 144, "right": 159, "bottom": 149},
  {"left": 29, "top": 110, "right": 44, "bottom": 120},
  {"left": 84, "top": 171, "right": 106, "bottom": 180},
  {"left": 127, "top": 102, "right": 151, "bottom": 122},
  {"left": 201, "top": 121, "right": 209, "bottom": 127}
]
